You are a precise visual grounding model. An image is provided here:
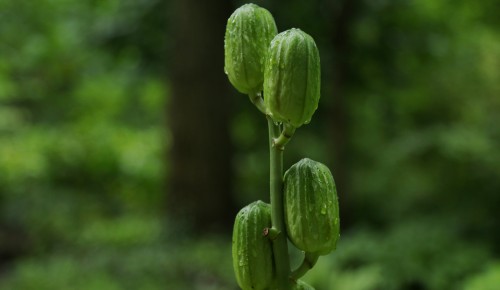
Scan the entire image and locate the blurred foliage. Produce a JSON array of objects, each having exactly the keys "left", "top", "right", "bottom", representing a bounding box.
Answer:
[
  {"left": 1, "top": 0, "right": 500, "bottom": 289},
  {"left": 303, "top": 220, "right": 491, "bottom": 290},
  {"left": 1, "top": 216, "right": 234, "bottom": 290},
  {"left": 463, "top": 262, "right": 500, "bottom": 290},
  {"left": 0, "top": 0, "right": 173, "bottom": 288}
]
